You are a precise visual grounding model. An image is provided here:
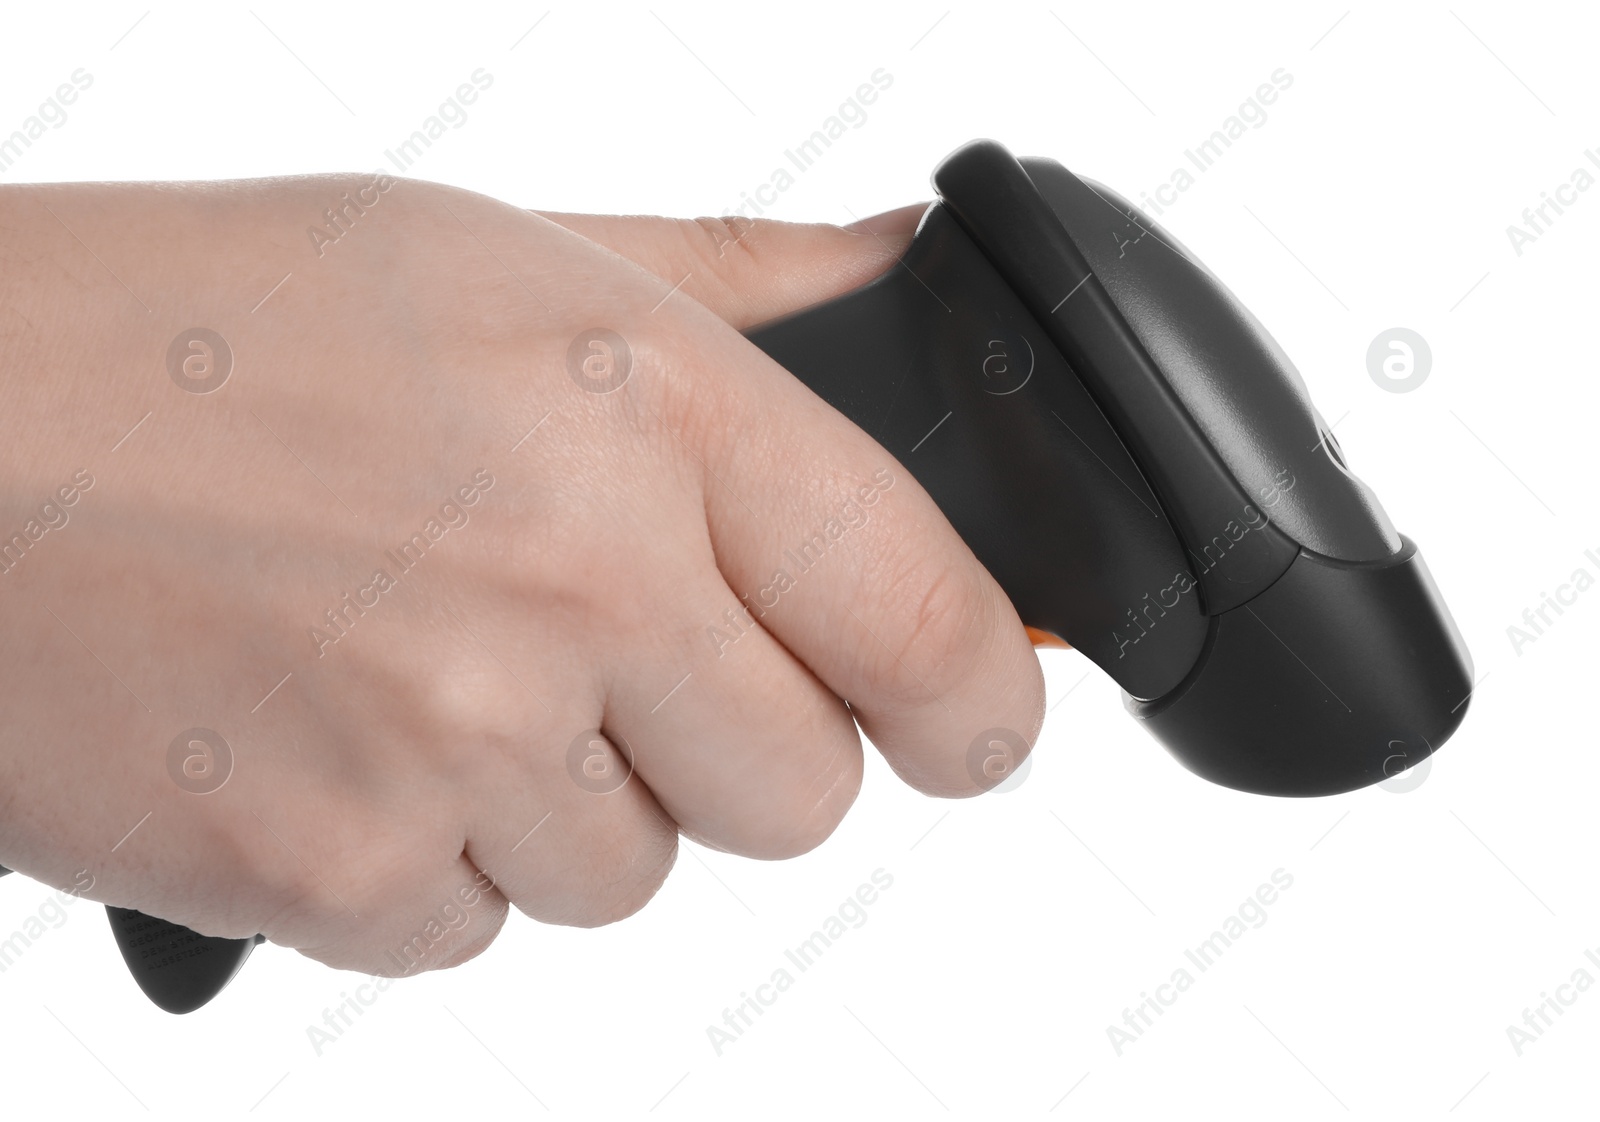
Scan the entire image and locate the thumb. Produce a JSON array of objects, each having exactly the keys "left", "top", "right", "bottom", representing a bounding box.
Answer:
[{"left": 531, "top": 203, "right": 928, "bottom": 330}]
